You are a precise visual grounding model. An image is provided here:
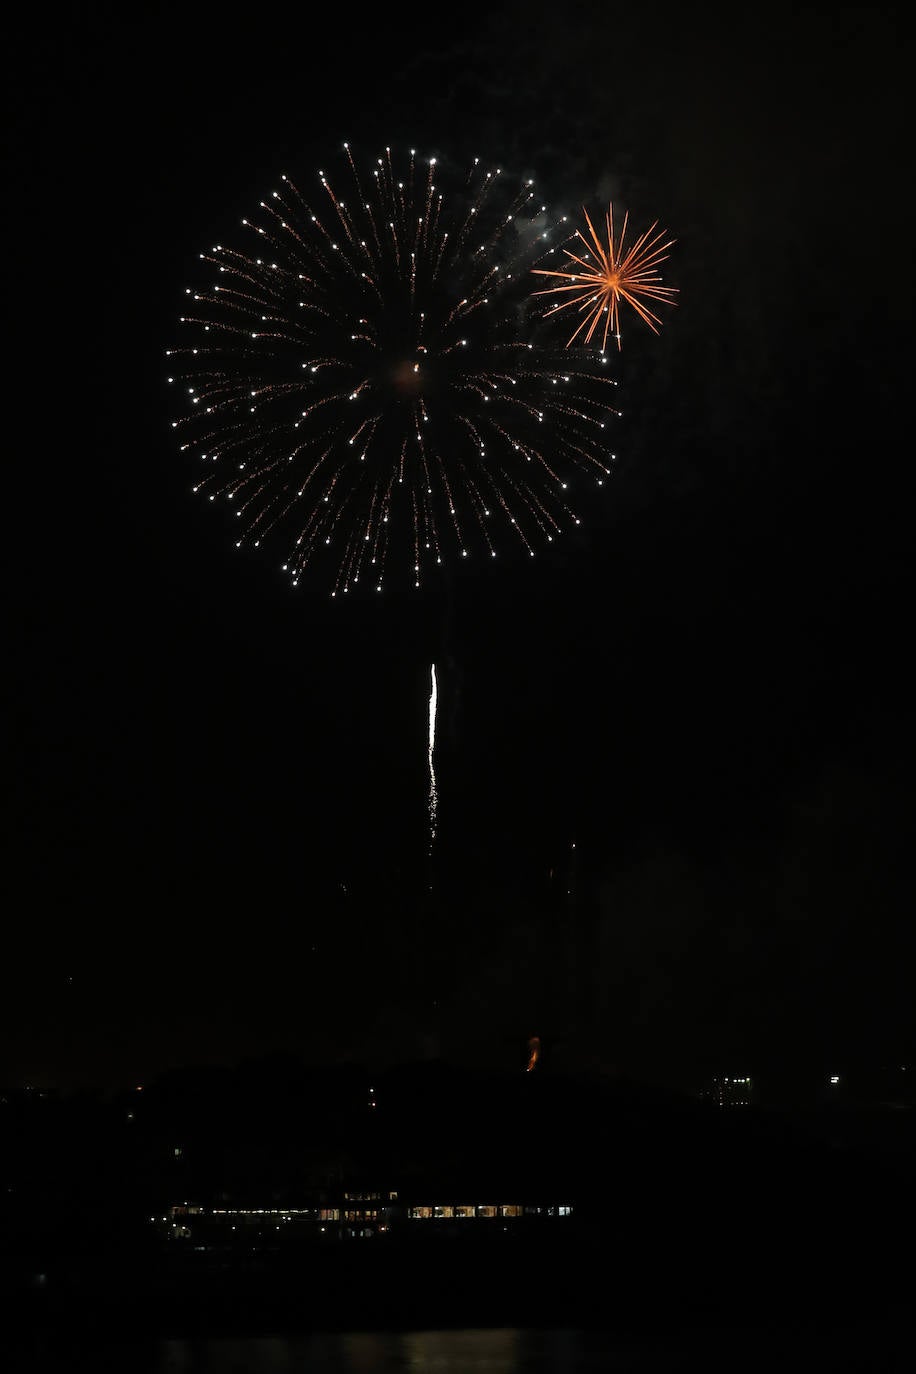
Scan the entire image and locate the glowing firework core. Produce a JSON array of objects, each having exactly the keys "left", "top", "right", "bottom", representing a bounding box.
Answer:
[{"left": 391, "top": 359, "right": 425, "bottom": 398}]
